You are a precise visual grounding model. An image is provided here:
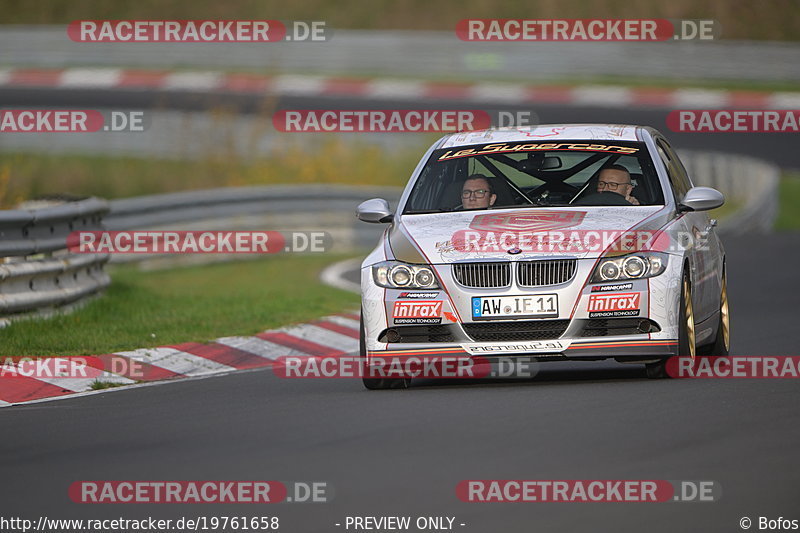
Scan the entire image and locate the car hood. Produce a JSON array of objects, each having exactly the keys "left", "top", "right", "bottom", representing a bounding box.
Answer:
[{"left": 387, "top": 206, "right": 671, "bottom": 264}]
